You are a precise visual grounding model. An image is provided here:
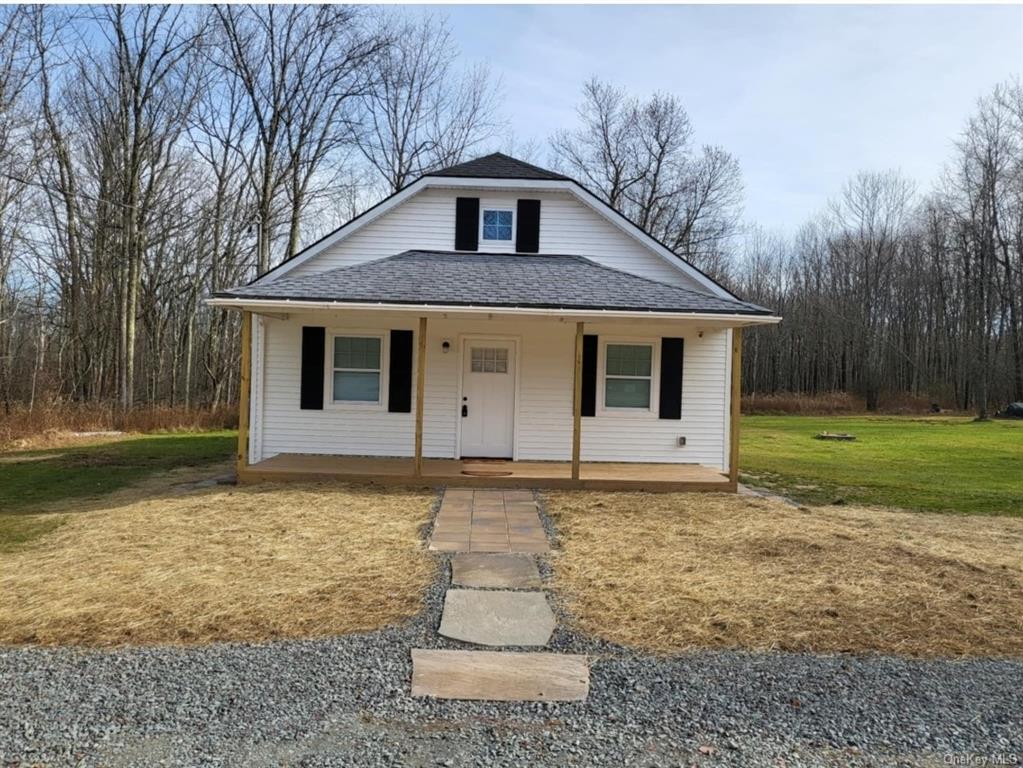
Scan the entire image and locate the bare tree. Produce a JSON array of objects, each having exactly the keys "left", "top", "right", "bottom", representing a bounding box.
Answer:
[
  {"left": 0, "top": 6, "right": 33, "bottom": 414},
  {"left": 551, "top": 79, "right": 640, "bottom": 209},
  {"left": 357, "top": 12, "right": 500, "bottom": 193},
  {"left": 212, "top": 4, "right": 384, "bottom": 271},
  {"left": 830, "top": 171, "right": 915, "bottom": 410},
  {"left": 551, "top": 78, "right": 743, "bottom": 275}
]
